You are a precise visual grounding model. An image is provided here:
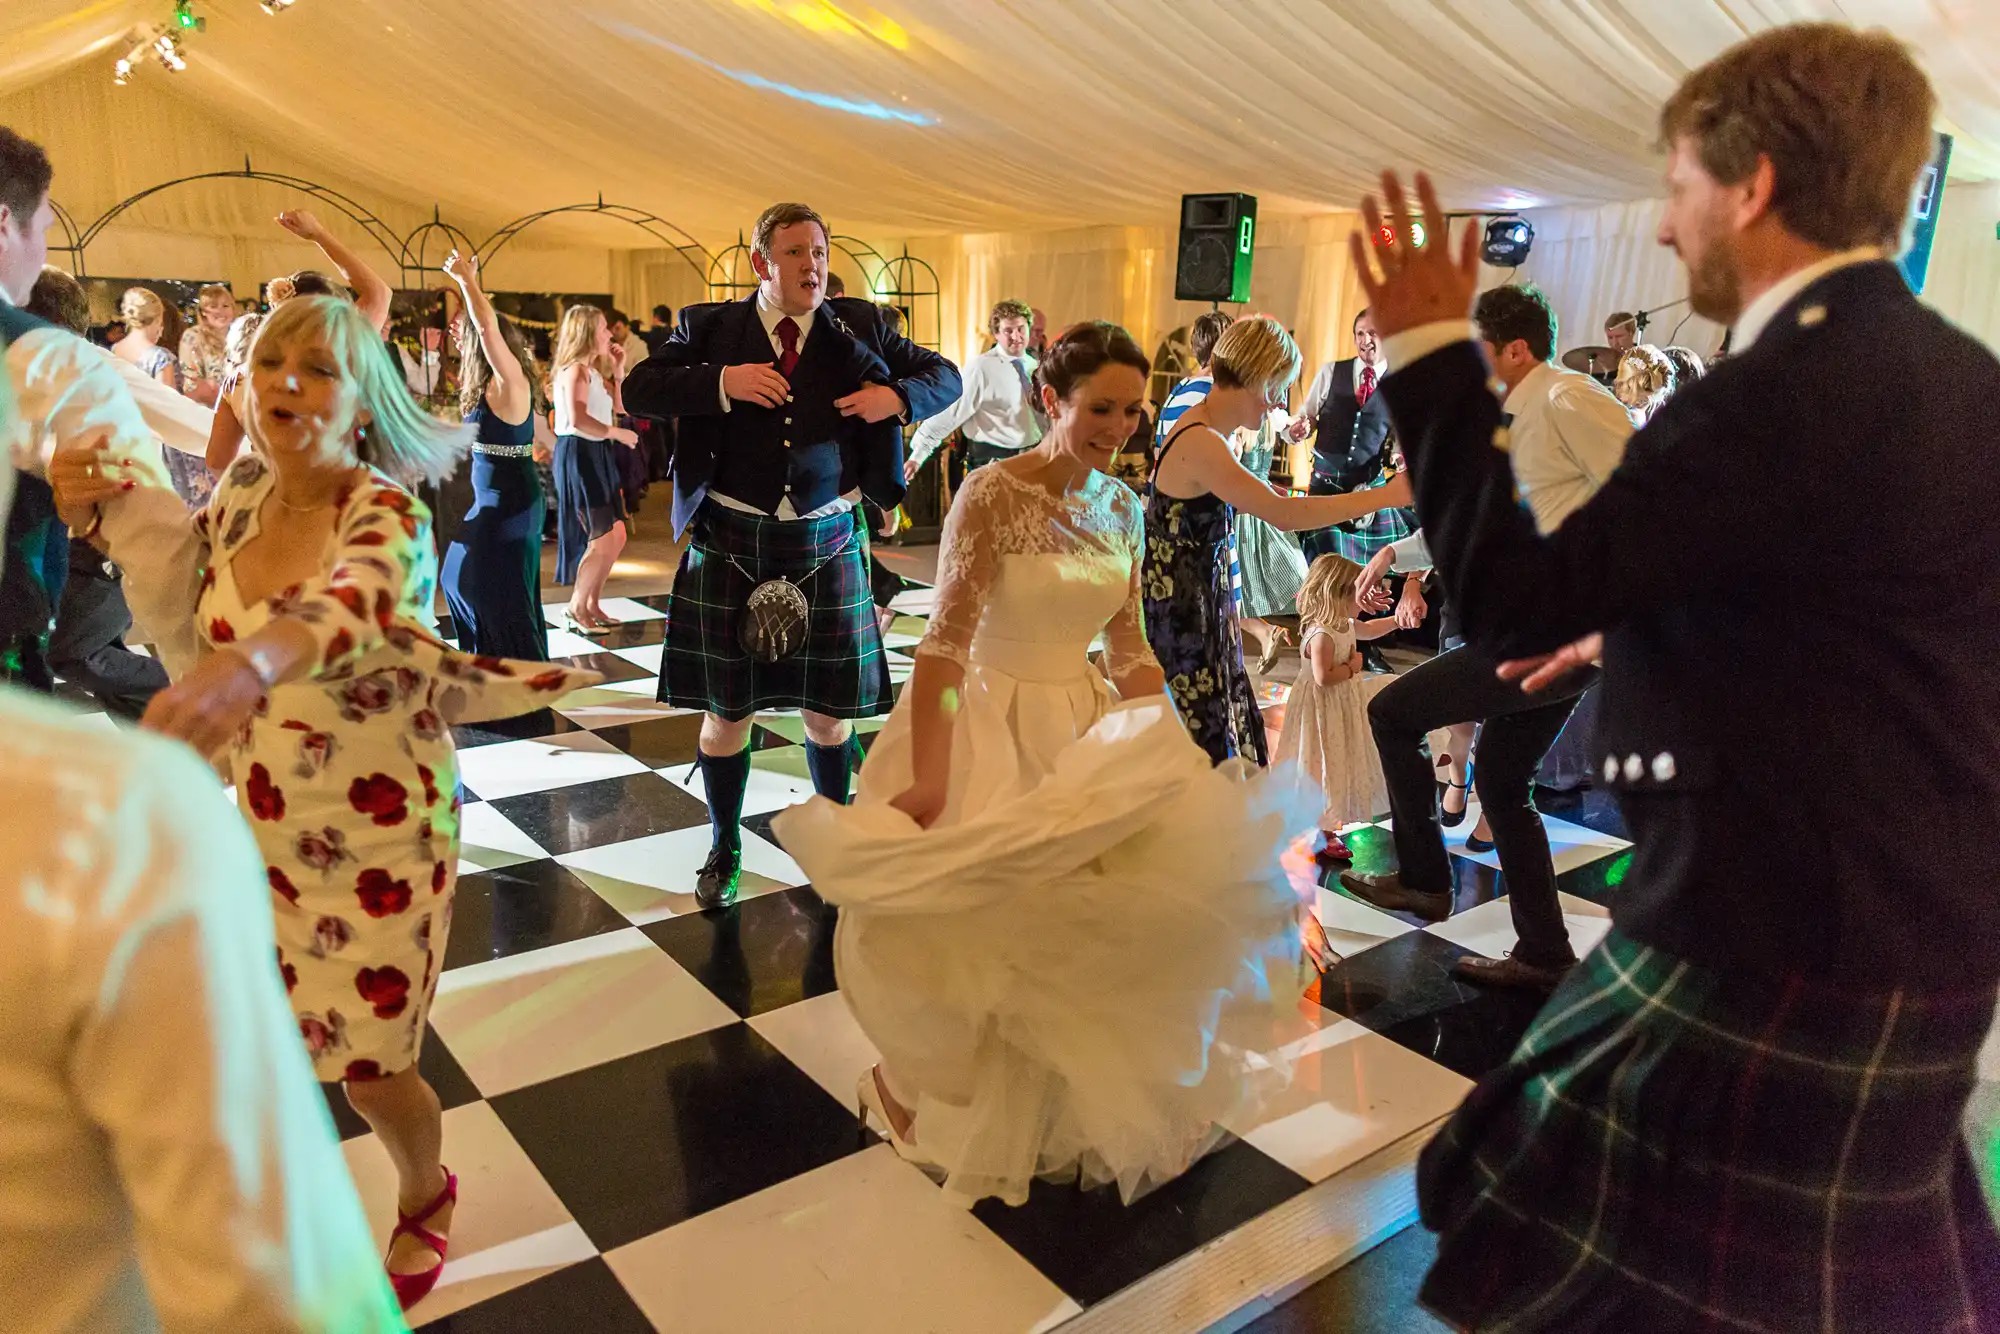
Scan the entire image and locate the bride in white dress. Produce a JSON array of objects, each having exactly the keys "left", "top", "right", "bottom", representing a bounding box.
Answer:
[{"left": 774, "top": 322, "right": 1322, "bottom": 1208}]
